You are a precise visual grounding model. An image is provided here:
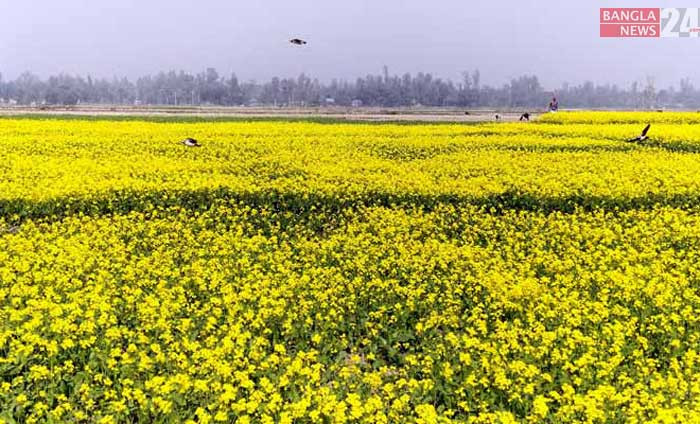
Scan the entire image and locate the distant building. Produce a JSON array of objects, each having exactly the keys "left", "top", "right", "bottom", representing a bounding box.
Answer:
[{"left": 351, "top": 99, "right": 363, "bottom": 108}]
